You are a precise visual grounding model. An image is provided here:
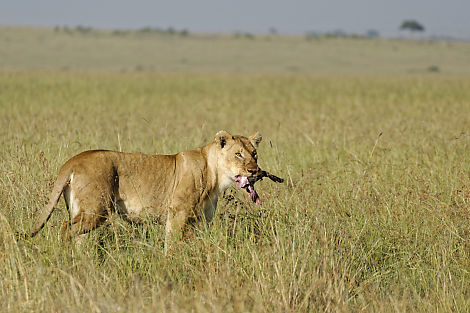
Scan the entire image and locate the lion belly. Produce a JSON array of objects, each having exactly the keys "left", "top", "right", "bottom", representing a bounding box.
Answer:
[
  {"left": 116, "top": 197, "right": 165, "bottom": 223},
  {"left": 115, "top": 178, "right": 174, "bottom": 223},
  {"left": 113, "top": 152, "right": 177, "bottom": 223}
]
